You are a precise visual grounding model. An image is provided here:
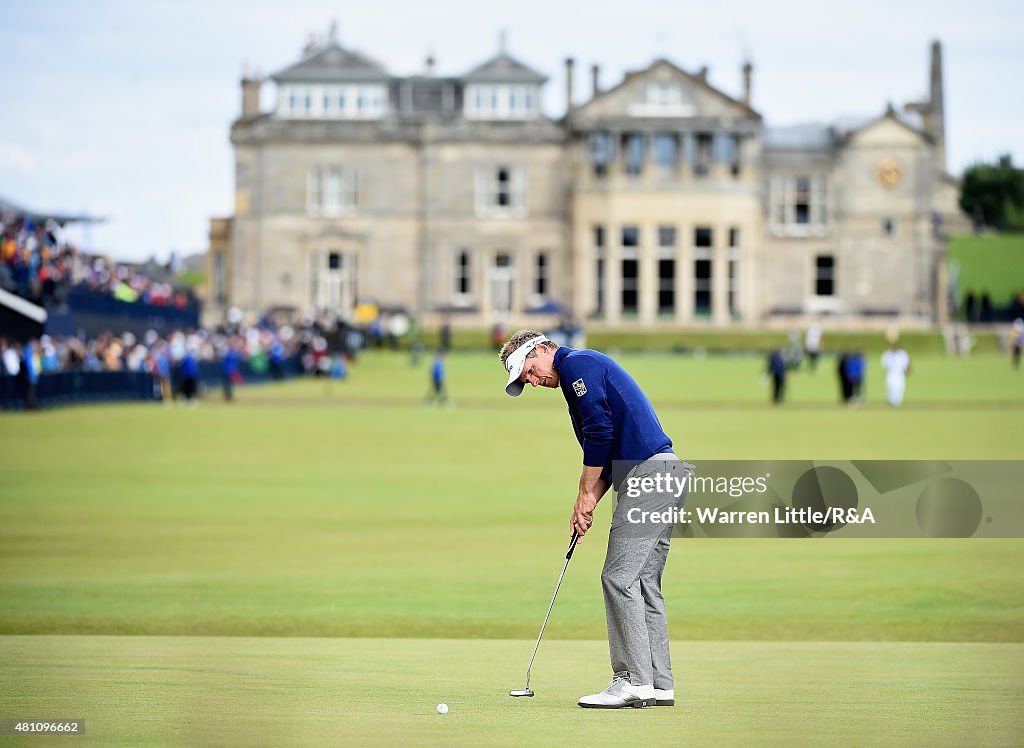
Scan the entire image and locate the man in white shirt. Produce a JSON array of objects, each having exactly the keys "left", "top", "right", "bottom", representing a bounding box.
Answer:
[
  {"left": 880, "top": 340, "right": 911, "bottom": 406},
  {"left": 805, "top": 324, "right": 822, "bottom": 371},
  {"left": 2, "top": 339, "right": 21, "bottom": 376}
]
